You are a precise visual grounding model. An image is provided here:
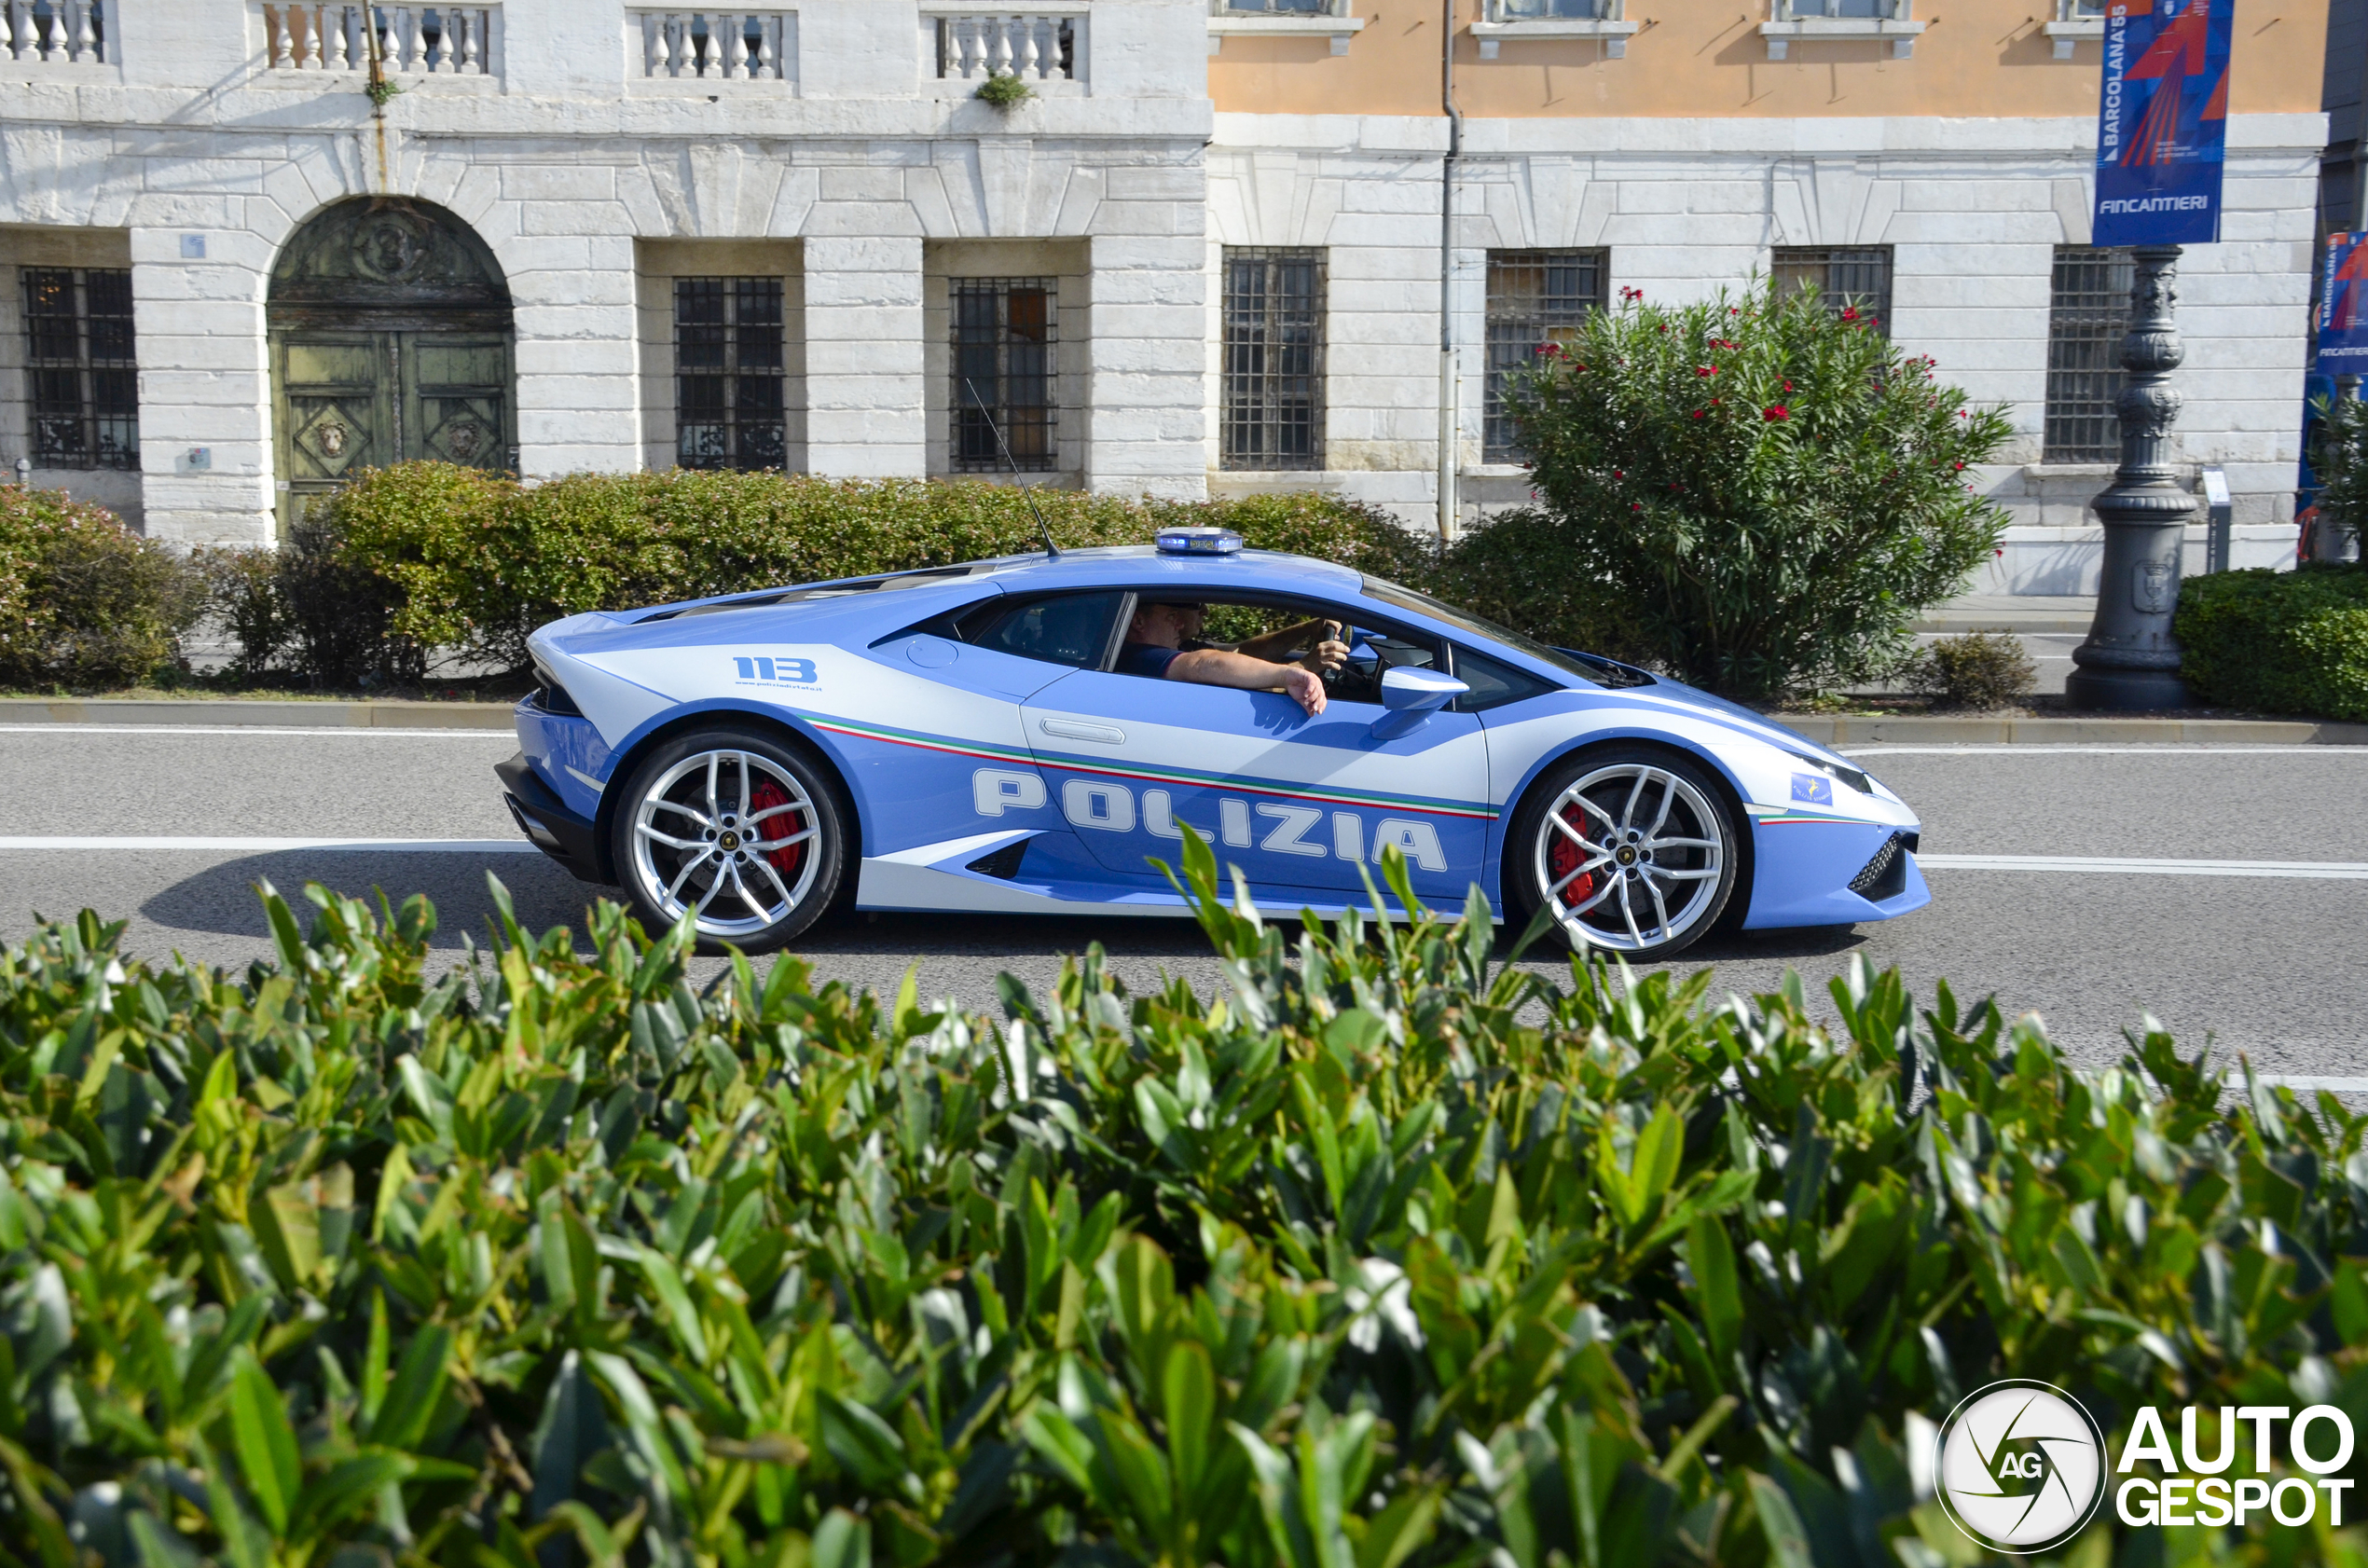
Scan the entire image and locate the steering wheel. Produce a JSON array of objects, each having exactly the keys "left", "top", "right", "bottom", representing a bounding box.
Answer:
[{"left": 1315, "top": 620, "right": 1349, "bottom": 688}]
